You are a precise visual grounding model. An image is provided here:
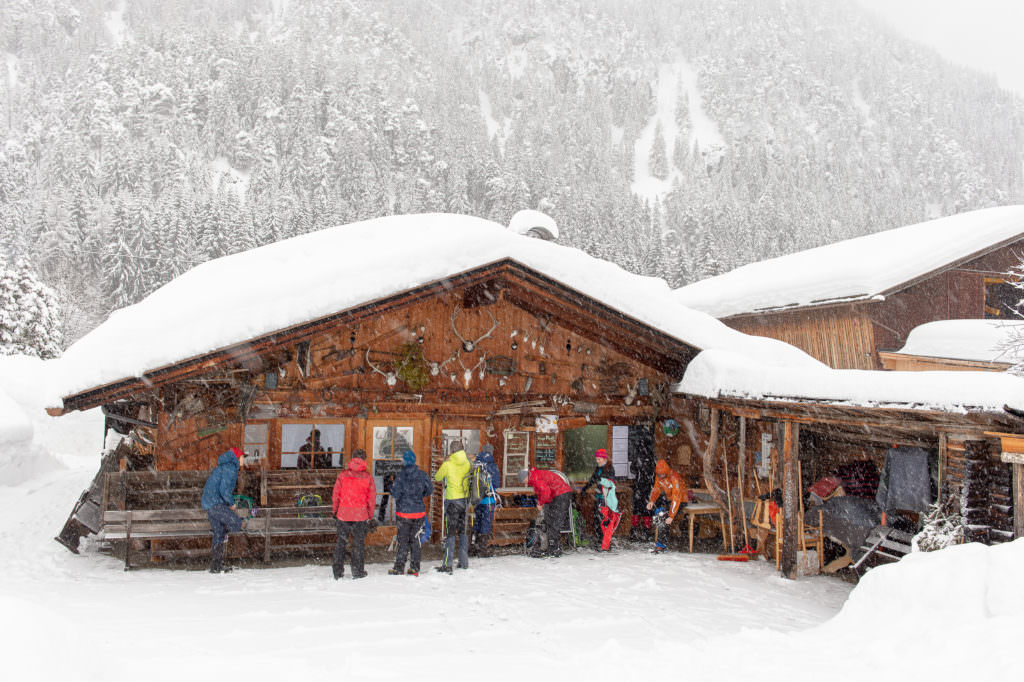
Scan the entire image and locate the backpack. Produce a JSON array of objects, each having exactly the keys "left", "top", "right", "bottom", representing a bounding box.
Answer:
[
  {"left": 297, "top": 492, "right": 324, "bottom": 518},
  {"left": 465, "top": 463, "right": 494, "bottom": 505}
]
